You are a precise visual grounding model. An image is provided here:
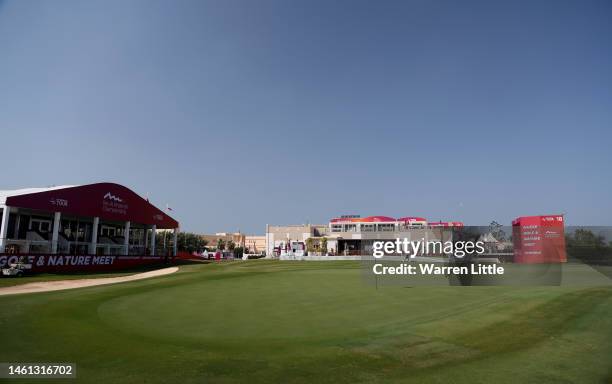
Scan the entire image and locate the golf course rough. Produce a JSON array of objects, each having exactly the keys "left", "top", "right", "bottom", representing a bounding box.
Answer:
[{"left": 0, "top": 260, "right": 611, "bottom": 383}]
